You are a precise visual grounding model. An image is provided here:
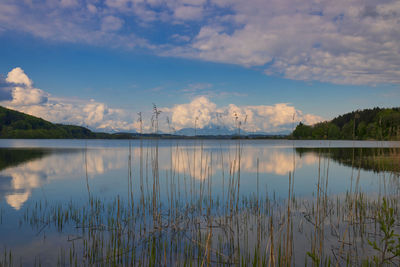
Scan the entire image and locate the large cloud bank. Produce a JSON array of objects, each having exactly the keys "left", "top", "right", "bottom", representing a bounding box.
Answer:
[
  {"left": 0, "top": 67, "right": 322, "bottom": 133},
  {"left": 0, "top": 0, "right": 399, "bottom": 85}
]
